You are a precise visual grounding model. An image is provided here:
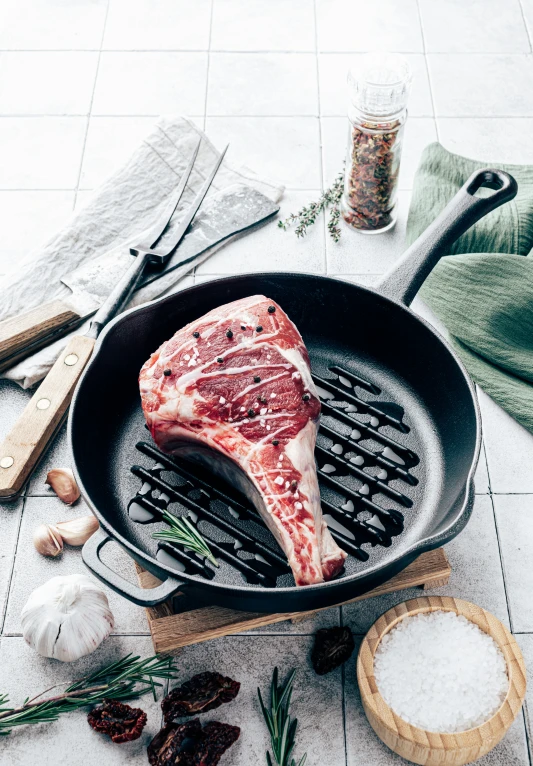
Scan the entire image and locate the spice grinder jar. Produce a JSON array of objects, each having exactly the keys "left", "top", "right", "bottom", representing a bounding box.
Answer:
[{"left": 342, "top": 52, "right": 412, "bottom": 234}]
